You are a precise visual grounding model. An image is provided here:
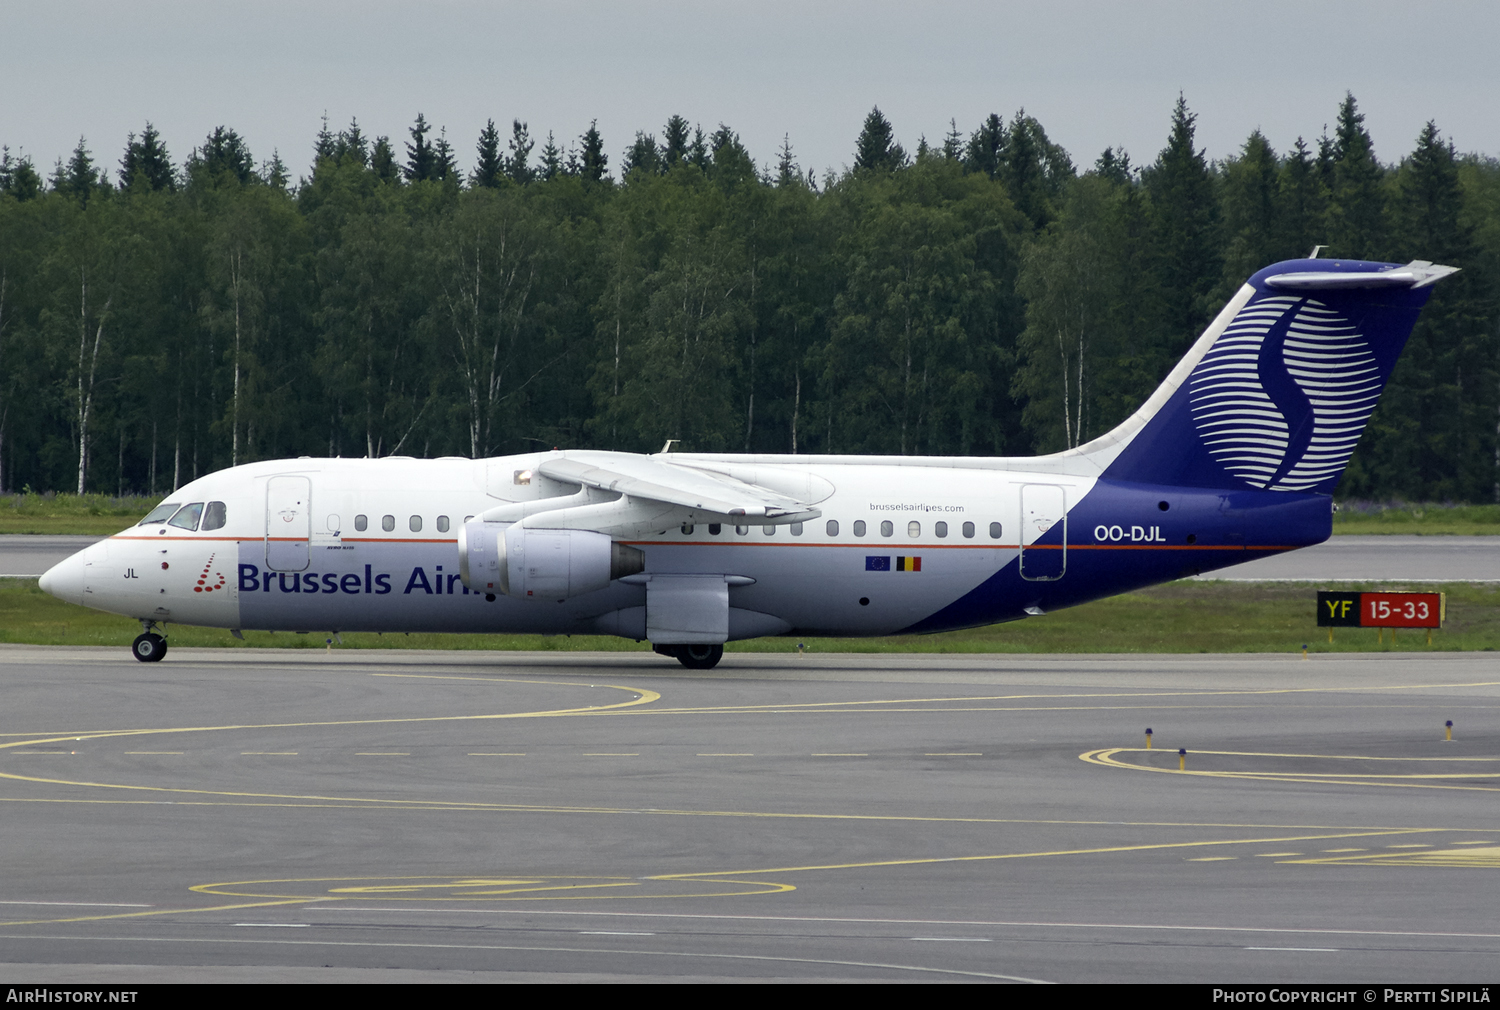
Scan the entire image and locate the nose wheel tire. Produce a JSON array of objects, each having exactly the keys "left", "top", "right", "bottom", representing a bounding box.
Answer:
[
  {"left": 132, "top": 632, "right": 168, "bottom": 663},
  {"left": 675, "top": 644, "right": 723, "bottom": 670}
]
